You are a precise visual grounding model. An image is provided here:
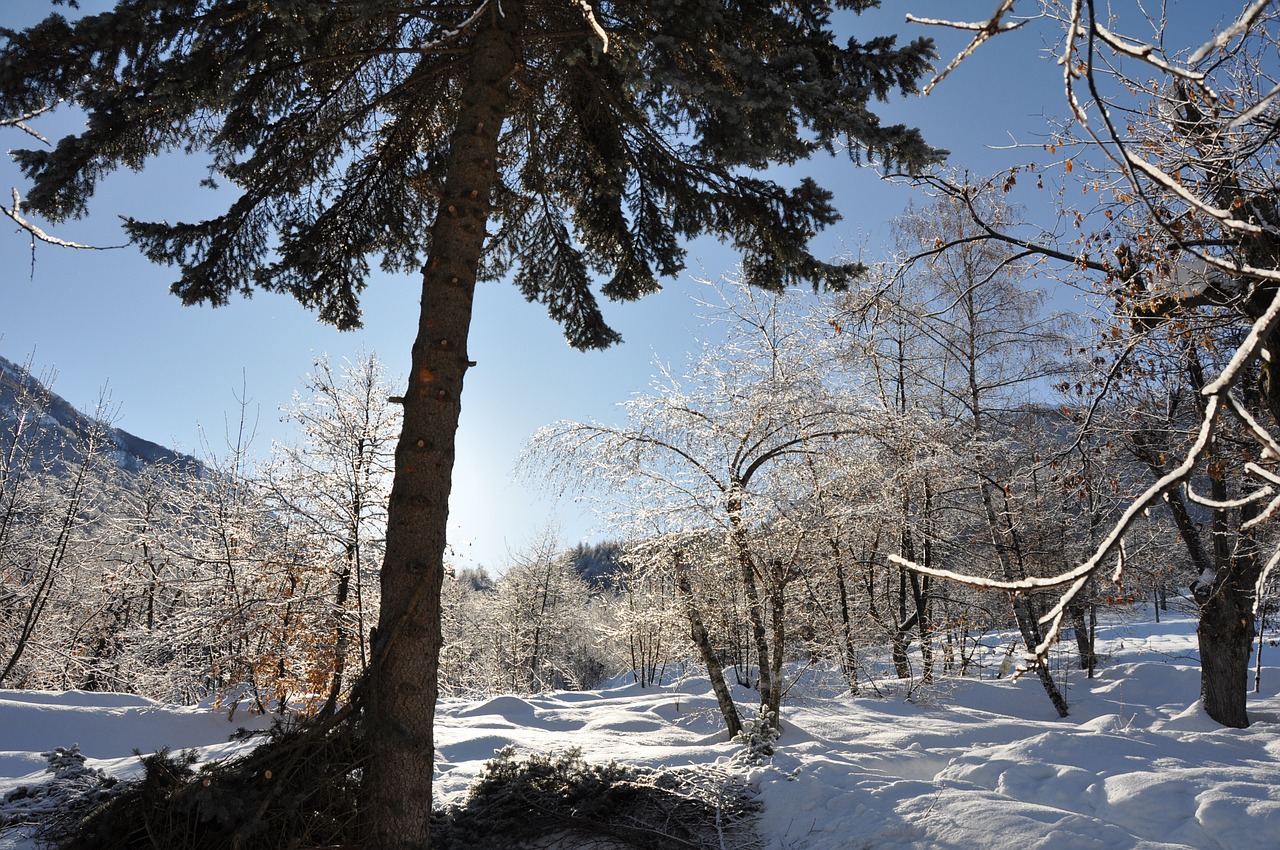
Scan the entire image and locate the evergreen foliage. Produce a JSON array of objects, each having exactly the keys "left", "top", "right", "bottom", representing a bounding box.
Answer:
[
  {"left": 52, "top": 715, "right": 363, "bottom": 850},
  {"left": 0, "top": 745, "right": 123, "bottom": 843},
  {"left": 567, "top": 539, "right": 624, "bottom": 590},
  {"left": 43, "top": 735, "right": 760, "bottom": 850},
  {"left": 0, "top": 0, "right": 942, "bottom": 346},
  {"left": 731, "top": 709, "right": 781, "bottom": 764},
  {"left": 434, "top": 747, "right": 760, "bottom": 850}
]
